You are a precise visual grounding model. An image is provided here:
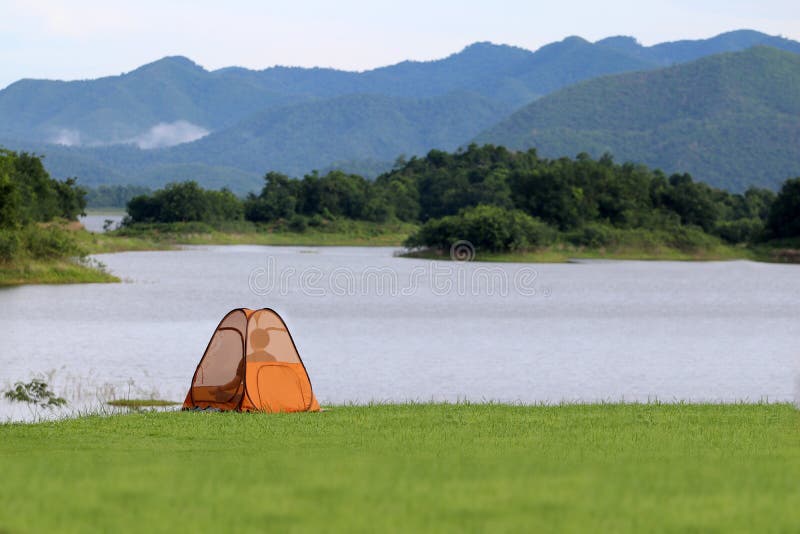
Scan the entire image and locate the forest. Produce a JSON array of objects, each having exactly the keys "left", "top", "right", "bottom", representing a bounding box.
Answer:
[{"left": 124, "top": 144, "right": 799, "bottom": 253}]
